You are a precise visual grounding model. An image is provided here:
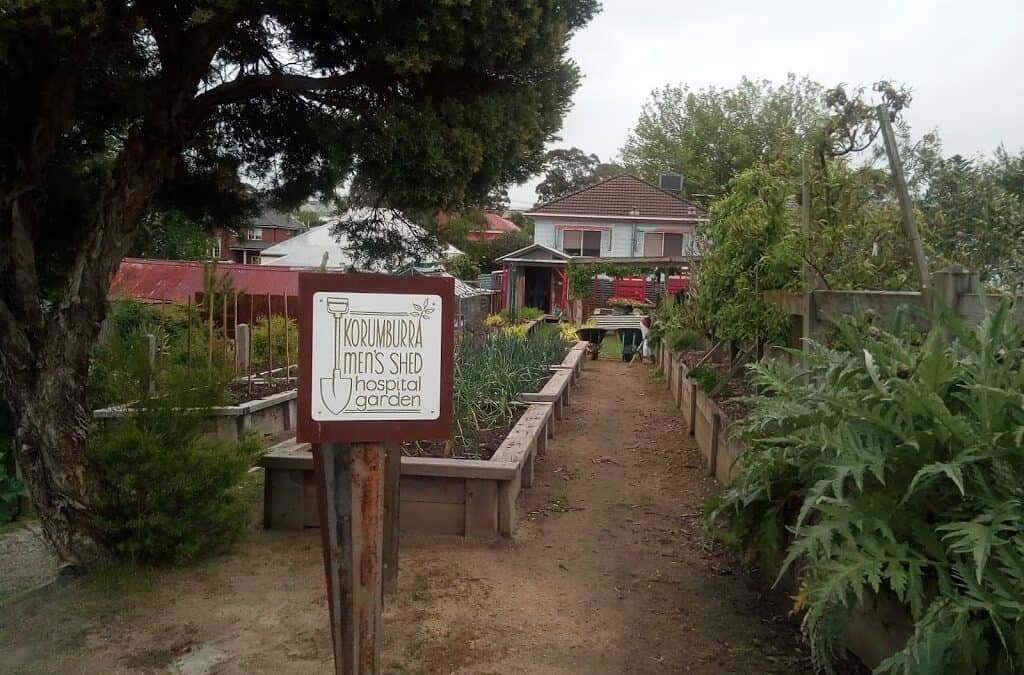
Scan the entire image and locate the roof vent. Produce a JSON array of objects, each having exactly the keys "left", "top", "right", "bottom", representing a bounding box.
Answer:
[{"left": 658, "top": 172, "right": 684, "bottom": 195}]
